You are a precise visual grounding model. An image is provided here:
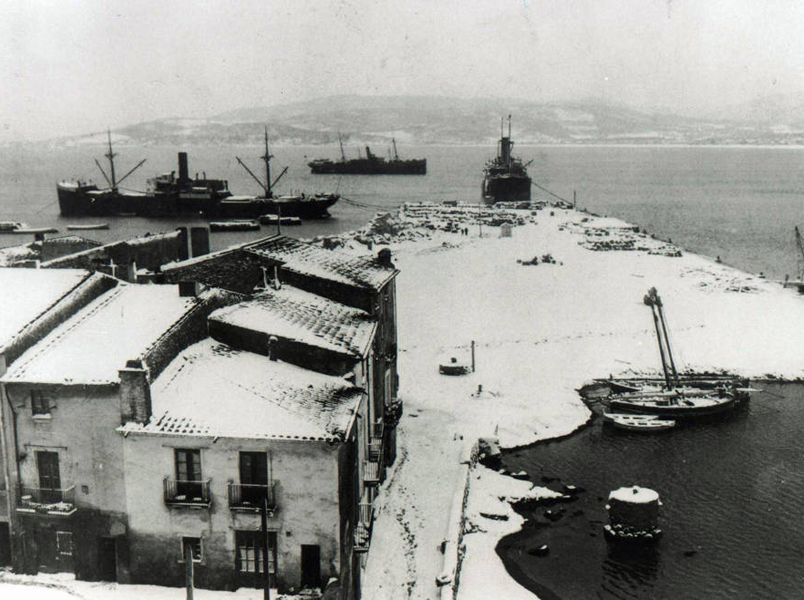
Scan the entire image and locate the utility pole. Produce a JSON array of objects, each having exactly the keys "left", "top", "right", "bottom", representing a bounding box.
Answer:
[
  {"left": 183, "top": 539, "right": 195, "bottom": 600},
  {"left": 262, "top": 497, "right": 271, "bottom": 600}
]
